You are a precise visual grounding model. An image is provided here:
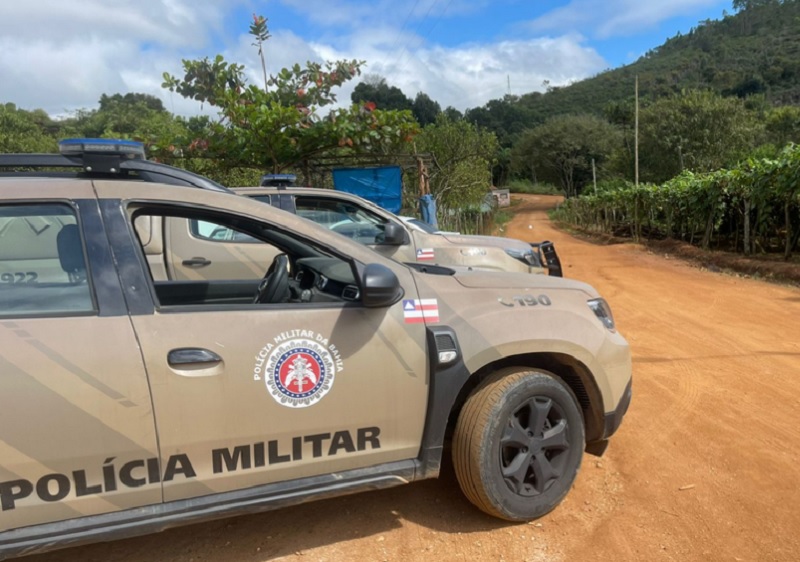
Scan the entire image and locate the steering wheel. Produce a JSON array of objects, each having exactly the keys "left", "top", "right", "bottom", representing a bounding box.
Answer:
[{"left": 254, "top": 254, "right": 290, "bottom": 304}]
